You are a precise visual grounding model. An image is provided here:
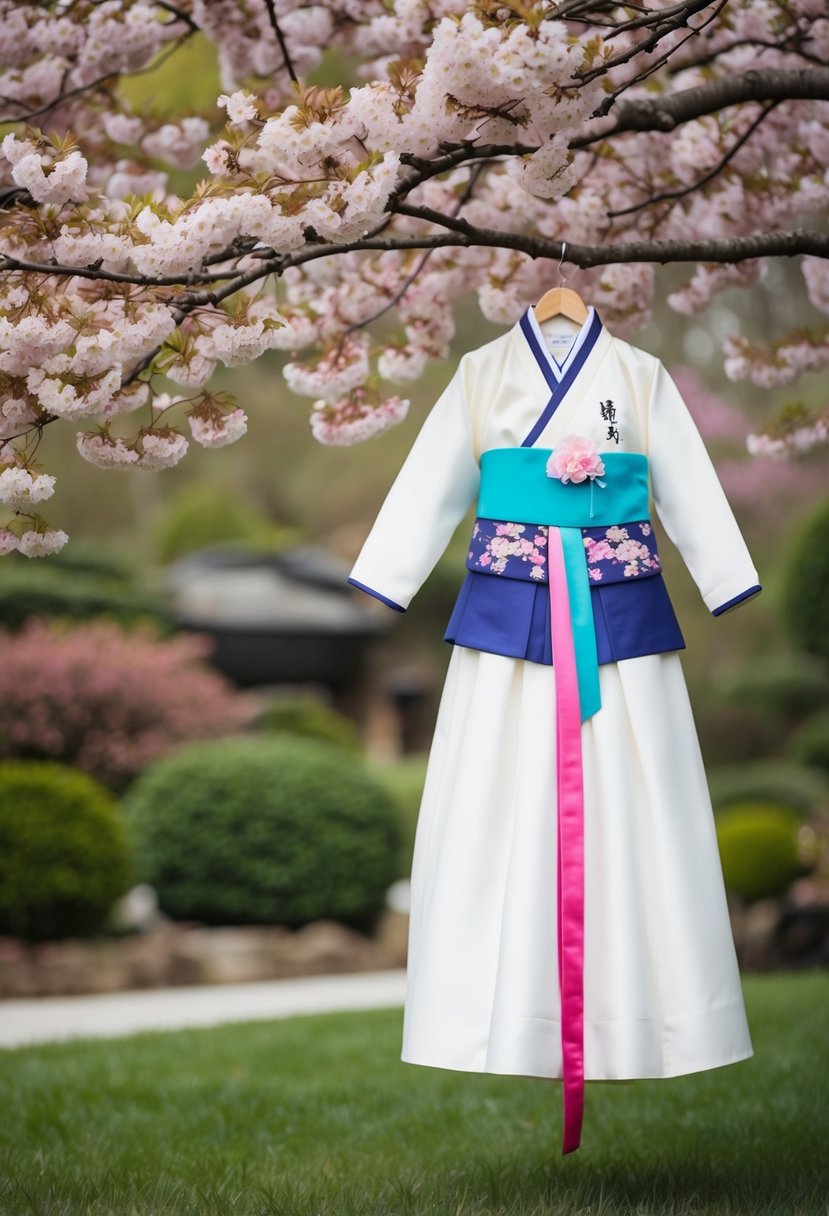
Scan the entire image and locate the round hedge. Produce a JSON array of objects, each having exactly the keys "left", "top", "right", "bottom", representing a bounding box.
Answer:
[
  {"left": 124, "top": 736, "right": 403, "bottom": 932},
  {"left": 787, "top": 710, "right": 829, "bottom": 776},
  {"left": 708, "top": 759, "right": 828, "bottom": 818},
  {"left": 155, "top": 482, "right": 297, "bottom": 564},
  {"left": 781, "top": 496, "right": 829, "bottom": 660},
  {"left": 0, "top": 564, "right": 169, "bottom": 634},
  {"left": 367, "top": 754, "right": 428, "bottom": 880},
  {"left": 0, "top": 760, "right": 133, "bottom": 941},
  {"left": 719, "top": 652, "right": 829, "bottom": 725},
  {"left": 715, "top": 802, "right": 804, "bottom": 904},
  {"left": 259, "top": 696, "right": 363, "bottom": 754}
]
